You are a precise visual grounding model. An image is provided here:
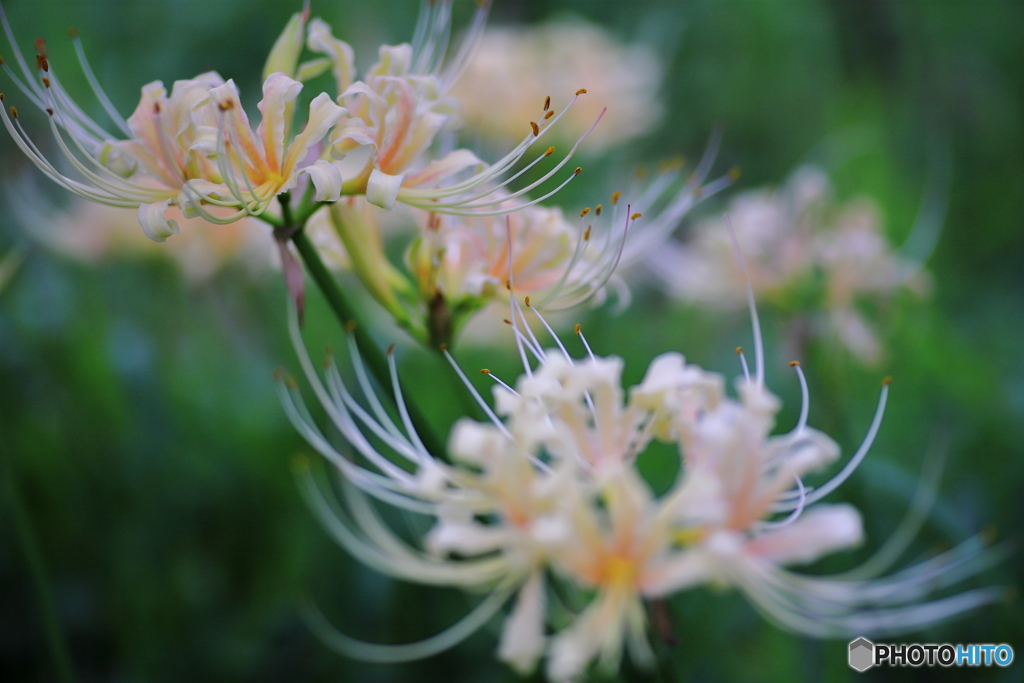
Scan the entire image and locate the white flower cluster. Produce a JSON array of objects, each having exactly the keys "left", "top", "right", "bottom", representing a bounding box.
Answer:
[
  {"left": 280, "top": 296, "right": 1001, "bottom": 681},
  {"left": 0, "top": 1, "right": 586, "bottom": 239},
  {"left": 650, "top": 166, "right": 931, "bottom": 363}
]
